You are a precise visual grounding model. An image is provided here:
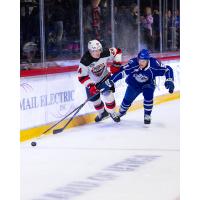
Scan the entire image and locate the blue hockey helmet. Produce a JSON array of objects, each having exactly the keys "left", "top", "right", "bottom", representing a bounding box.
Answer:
[{"left": 137, "top": 49, "right": 150, "bottom": 60}]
